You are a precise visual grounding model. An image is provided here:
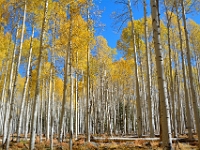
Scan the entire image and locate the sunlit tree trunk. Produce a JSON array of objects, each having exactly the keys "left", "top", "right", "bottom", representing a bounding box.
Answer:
[
  {"left": 150, "top": 0, "right": 172, "bottom": 149},
  {"left": 75, "top": 51, "right": 78, "bottom": 140},
  {"left": 0, "top": 60, "right": 9, "bottom": 122},
  {"left": 175, "top": 1, "right": 193, "bottom": 139},
  {"left": 50, "top": 53, "right": 55, "bottom": 149},
  {"left": 3, "top": 25, "right": 19, "bottom": 146},
  {"left": 29, "top": 0, "right": 48, "bottom": 149},
  {"left": 69, "top": 17, "right": 73, "bottom": 150},
  {"left": 58, "top": 19, "right": 71, "bottom": 143},
  {"left": 50, "top": 19, "right": 56, "bottom": 150},
  {"left": 86, "top": 0, "right": 91, "bottom": 142},
  {"left": 180, "top": 0, "right": 200, "bottom": 147},
  {"left": 17, "top": 24, "right": 34, "bottom": 143},
  {"left": 143, "top": 0, "right": 154, "bottom": 138},
  {"left": 164, "top": 7, "right": 177, "bottom": 138},
  {"left": 5, "top": 1, "right": 27, "bottom": 148},
  {"left": 24, "top": 96, "right": 31, "bottom": 141},
  {"left": 39, "top": 79, "right": 45, "bottom": 142},
  {"left": 127, "top": 0, "right": 142, "bottom": 137},
  {"left": 46, "top": 77, "right": 51, "bottom": 141}
]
